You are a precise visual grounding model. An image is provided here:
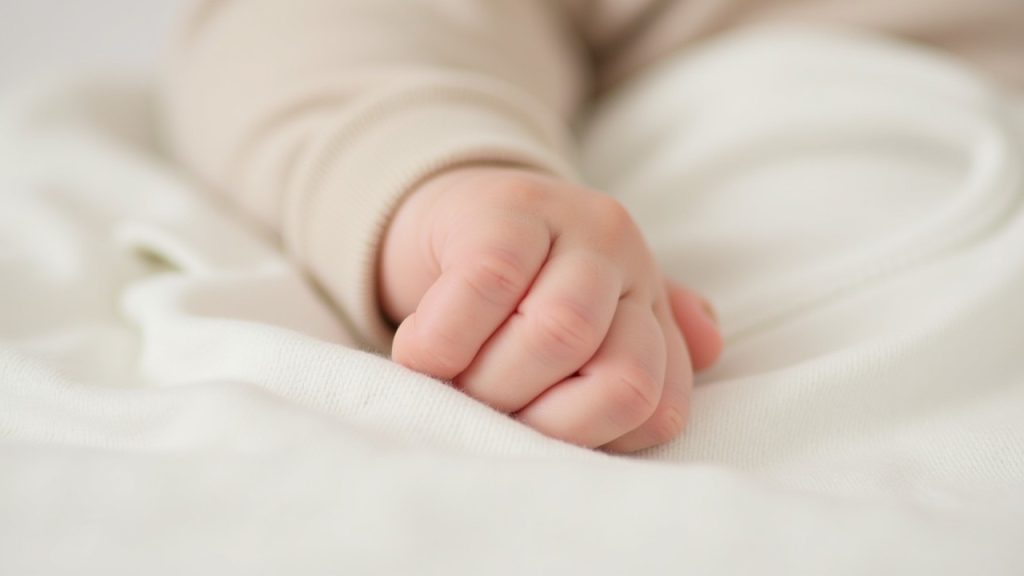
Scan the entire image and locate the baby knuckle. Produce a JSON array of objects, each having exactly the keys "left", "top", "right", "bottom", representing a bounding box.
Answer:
[
  {"left": 411, "top": 329, "right": 467, "bottom": 379},
  {"left": 418, "top": 350, "right": 463, "bottom": 380},
  {"left": 608, "top": 363, "right": 661, "bottom": 424},
  {"left": 531, "top": 302, "right": 600, "bottom": 358},
  {"left": 648, "top": 406, "right": 688, "bottom": 444},
  {"left": 589, "top": 196, "right": 636, "bottom": 241},
  {"left": 501, "top": 179, "right": 551, "bottom": 209},
  {"left": 463, "top": 250, "right": 530, "bottom": 305}
]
